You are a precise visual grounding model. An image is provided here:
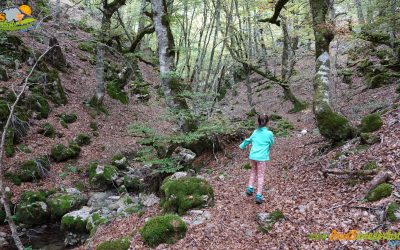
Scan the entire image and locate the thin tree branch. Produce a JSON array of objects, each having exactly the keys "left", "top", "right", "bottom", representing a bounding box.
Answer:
[{"left": 258, "top": 0, "right": 290, "bottom": 26}]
